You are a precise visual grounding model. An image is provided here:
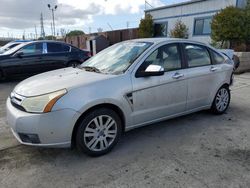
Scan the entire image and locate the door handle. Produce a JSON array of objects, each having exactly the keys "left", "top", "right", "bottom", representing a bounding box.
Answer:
[
  {"left": 172, "top": 72, "right": 184, "bottom": 79},
  {"left": 210, "top": 66, "right": 218, "bottom": 72}
]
